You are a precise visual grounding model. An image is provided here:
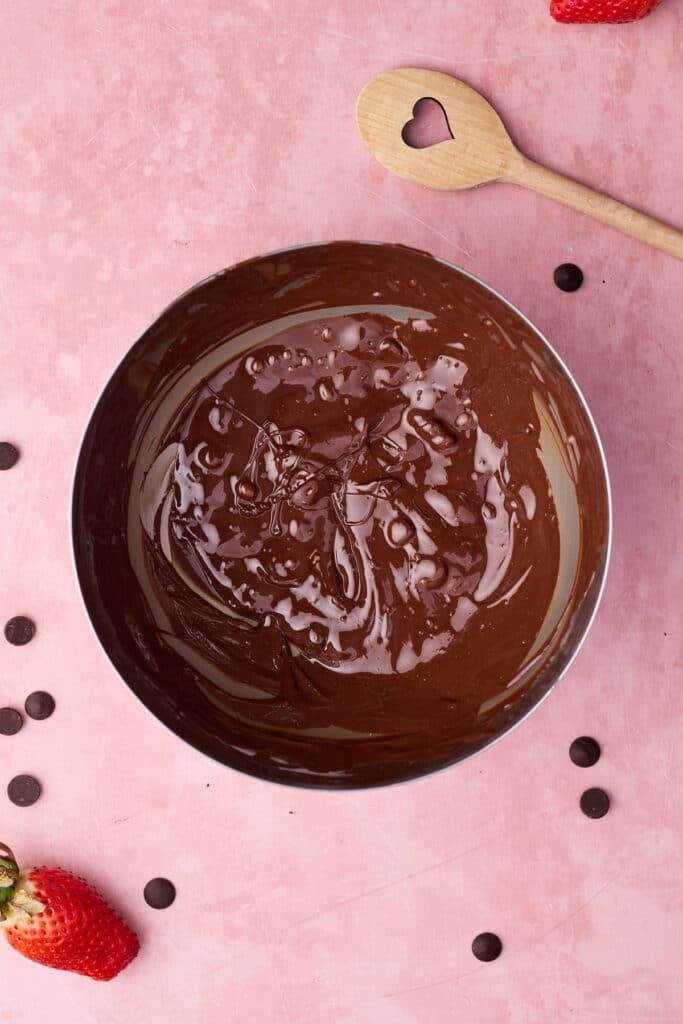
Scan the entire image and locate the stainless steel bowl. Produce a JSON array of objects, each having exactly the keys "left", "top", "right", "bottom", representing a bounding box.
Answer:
[{"left": 72, "top": 242, "right": 611, "bottom": 788}]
